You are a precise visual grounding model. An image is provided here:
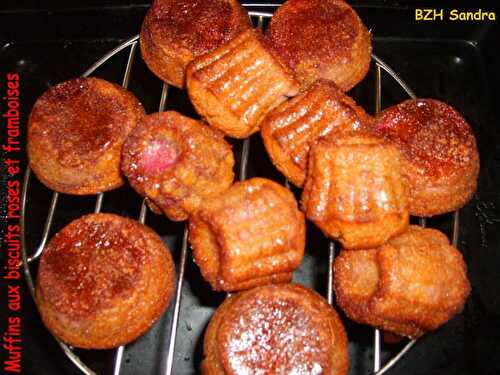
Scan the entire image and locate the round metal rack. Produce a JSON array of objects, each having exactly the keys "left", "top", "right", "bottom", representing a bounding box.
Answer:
[{"left": 21, "top": 5, "right": 460, "bottom": 375}]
